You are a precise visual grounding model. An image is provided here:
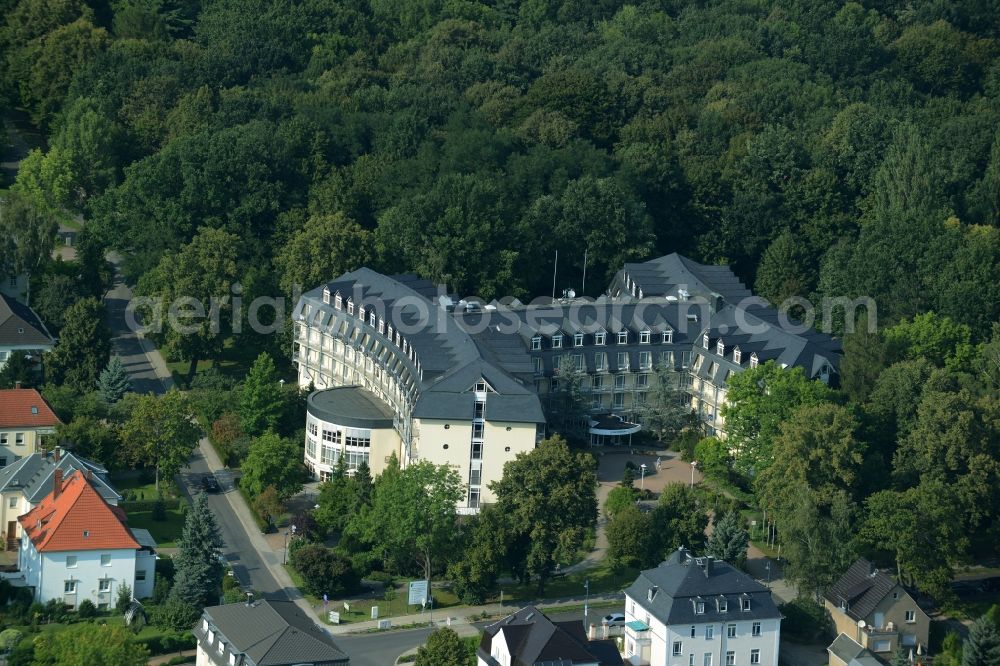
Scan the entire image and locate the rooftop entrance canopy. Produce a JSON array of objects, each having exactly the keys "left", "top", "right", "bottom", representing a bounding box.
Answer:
[{"left": 589, "top": 414, "right": 641, "bottom": 446}]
